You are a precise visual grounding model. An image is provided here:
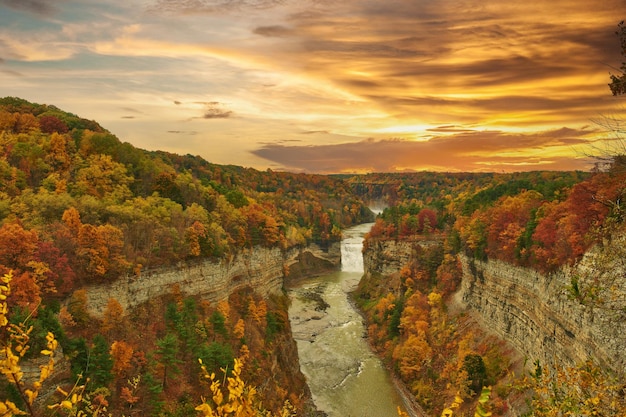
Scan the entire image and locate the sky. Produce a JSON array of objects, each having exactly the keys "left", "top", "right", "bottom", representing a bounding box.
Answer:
[{"left": 1, "top": 0, "right": 625, "bottom": 173}]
